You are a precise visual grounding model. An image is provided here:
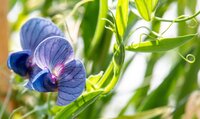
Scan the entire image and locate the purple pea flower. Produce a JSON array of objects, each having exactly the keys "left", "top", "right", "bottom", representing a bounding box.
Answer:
[
  {"left": 32, "top": 36, "right": 86, "bottom": 105},
  {"left": 8, "top": 18, "right": 64, "bottom": 81},
  {"left": 8, "top": 18, "right": 86, "bottom": 106}
]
